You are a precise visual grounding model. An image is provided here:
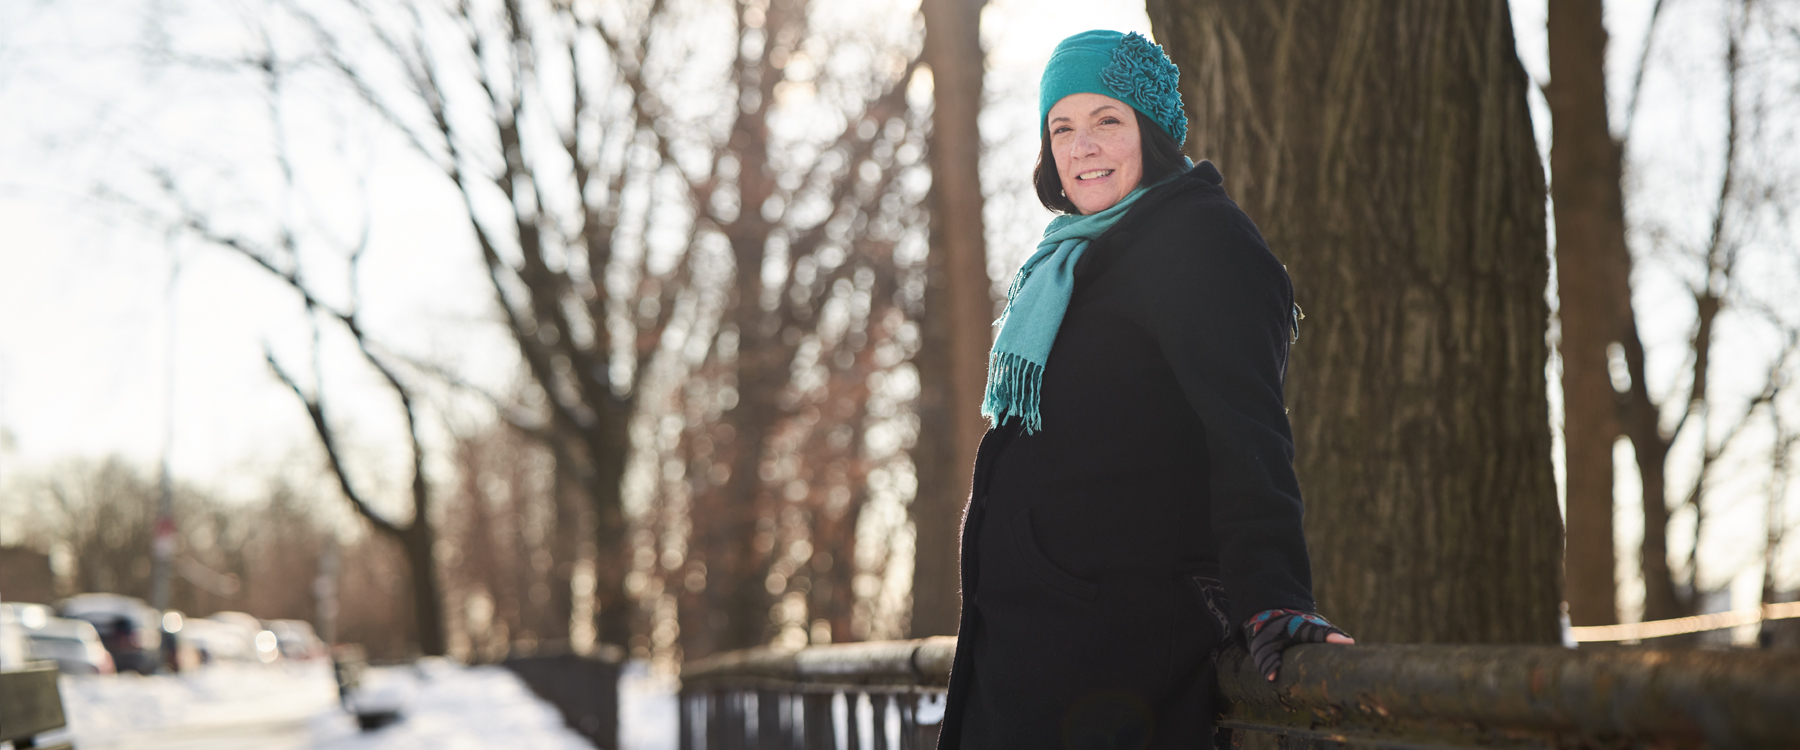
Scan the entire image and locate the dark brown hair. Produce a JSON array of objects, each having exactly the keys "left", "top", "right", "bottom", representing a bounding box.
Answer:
[{"left": 1034, "top": 108, "right": 1188, "bottom": 214}]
